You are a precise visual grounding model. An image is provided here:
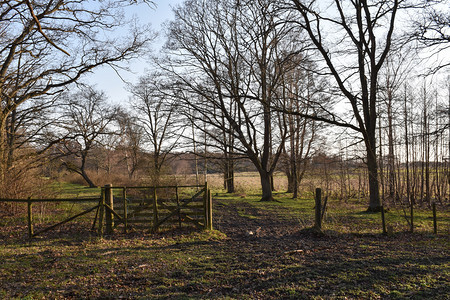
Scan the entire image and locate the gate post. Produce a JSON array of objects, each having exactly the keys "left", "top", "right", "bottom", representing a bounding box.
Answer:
[
  {"left": 152, "top": 187, "right": 159, "bottom": 232},
  {"left": 105, "top": 184, "right": 114, "bottom": 235},
  {"left": 314, "top": 188, "right": 322, "bottom": 231},
  {"left": 123, "top": 187, "right": 128, "bottom": 233},
  {"left": 98, "top": 187, "right": 105, "bottom": 237}
]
